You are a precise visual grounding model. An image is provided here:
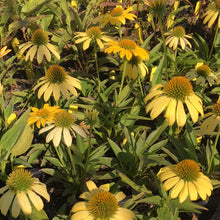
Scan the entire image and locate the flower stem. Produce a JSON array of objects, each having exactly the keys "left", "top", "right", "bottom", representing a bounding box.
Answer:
[
  {"left": 94, "top": 44, "right": 101, "bottom": 92},
  {"left": 158, "top": 17, "right": 168, "bottom": 81},
  {"left": 208, "top": 25, "right": 219, "bottom": 60},
  {"left": 120, "top": 60, "right": 127, "bottom": 93},
  {"left": 207, "top": 127, "right": 220, "bottom": 174},
  {"left": 67, "top": 146, "right": 77, "bottom": 176}
]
